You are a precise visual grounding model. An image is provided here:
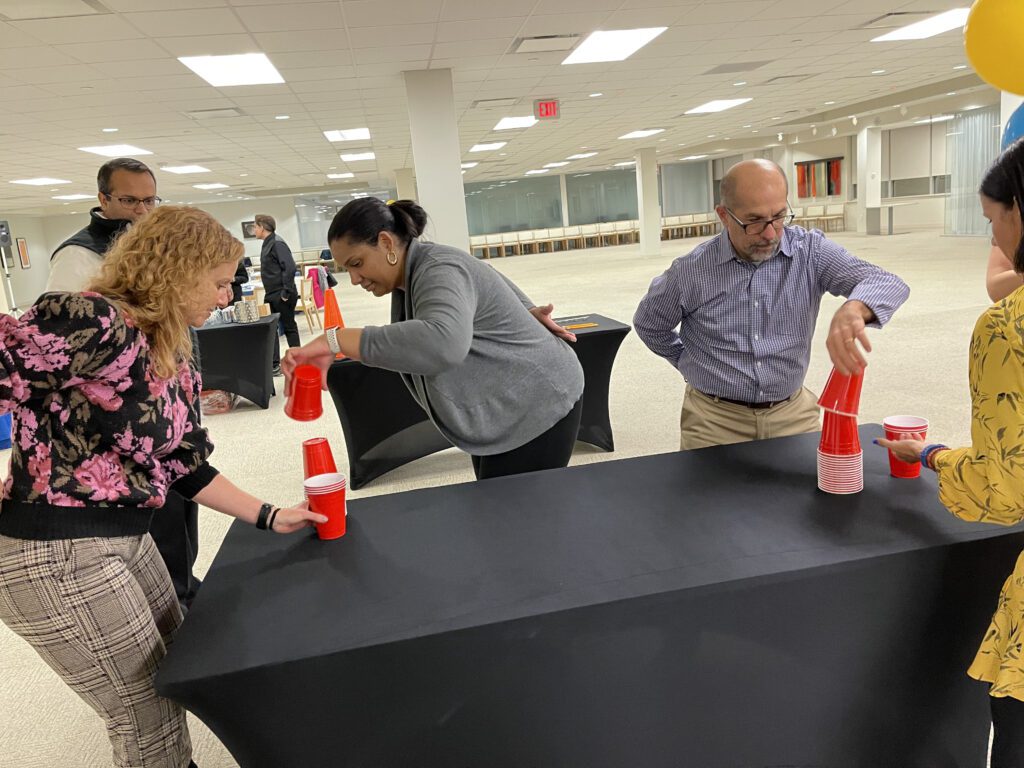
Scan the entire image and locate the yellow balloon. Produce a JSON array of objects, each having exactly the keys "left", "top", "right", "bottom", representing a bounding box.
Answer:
[{"left": 965, "top": 0, "right": 1024, "bottom": 96}]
